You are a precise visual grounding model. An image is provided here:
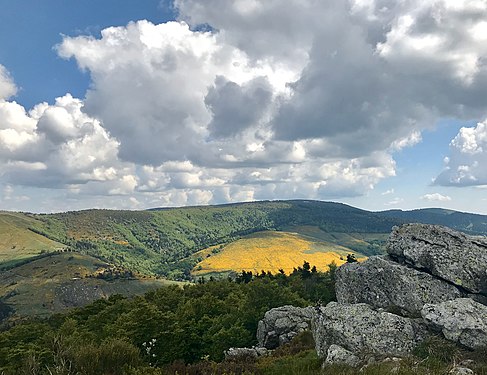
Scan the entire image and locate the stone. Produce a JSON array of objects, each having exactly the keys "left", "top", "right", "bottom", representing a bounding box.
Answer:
[
  {"left": 312, "top": 302, "right": 427, "bottom": 359},
  {"left": 449, "top": 367, "right": 474, "bottom": 375},
  {"left": 421, "top": 298, "right": 487, "bottom": 350},
  {"left": 386, "top": 224, "right": 487, "bottom": 296},
  {"left": 224, "top": 347, "right": 268, "bottom": 361},
  {"left": 325, "top": 344, "right": 361, "bottom": 367},
  {"left": 336, "top": 256, "right": 462, "bottom": 317},
  {"left": 257, "top": 305, "right": 315, "bottom": 349}
]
